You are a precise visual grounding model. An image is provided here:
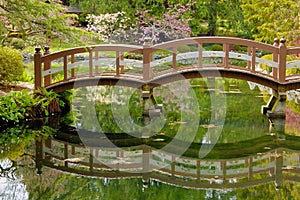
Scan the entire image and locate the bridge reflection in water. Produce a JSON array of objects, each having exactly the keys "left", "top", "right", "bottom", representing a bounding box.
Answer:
[{"left": 35, "top": 130, "right": 300, "bottom": 190}]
